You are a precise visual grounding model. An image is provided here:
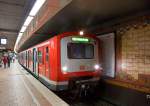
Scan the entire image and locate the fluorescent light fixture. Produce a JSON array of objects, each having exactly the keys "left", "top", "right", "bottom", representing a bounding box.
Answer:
[
  {"left": 14, "top": 0, "right": 46, "bottom": 52},
  {"left": 18, "top": 33, "right": 23, "bottom": 37},
  {"left": 29, "top": 0, "right": 46, "bottom": 16},
  {"left": 20, "top": 26, "right": 27, "bottom": 33},
  {"left": 1, "top": 38, "right": 7, "bottom": 45},
  {"left": 17, "top": 36, "right": 22, "bottom": 42},
  {"left": 14, "top": 33, "right": 23, "bottom": 47},
  {"left": 24, "top": 16, "right": 33, "bottom": 26}
]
